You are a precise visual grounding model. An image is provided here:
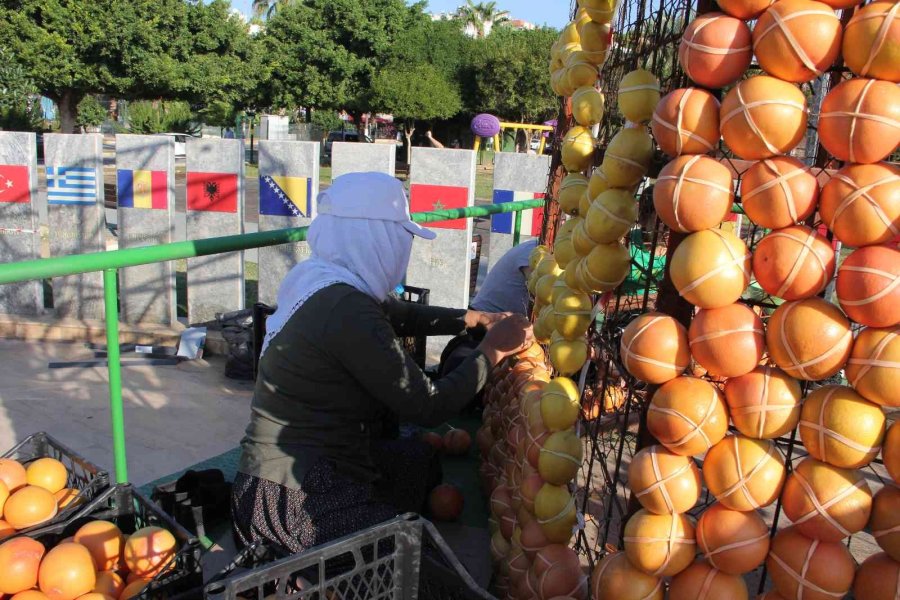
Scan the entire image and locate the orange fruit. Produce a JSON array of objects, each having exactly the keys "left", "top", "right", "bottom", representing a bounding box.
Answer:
[{"left": 25, "top": 458, "right": 67, "bottom": 495}]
